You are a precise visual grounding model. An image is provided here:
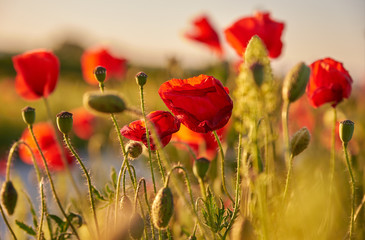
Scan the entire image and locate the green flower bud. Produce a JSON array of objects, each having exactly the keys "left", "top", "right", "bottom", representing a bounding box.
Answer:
[
  {"left": 282, "top": 62, "right": 310, "bottom": 103},
  {"left": 94, "top": 66, "right": 107, "bottom": 83},
  {"left": 250, "top": 62, "right": 264, "bottom": 87},
  {"left": 231, "top": 218, "right": 256, "bottom": 240},
  {"left": 135, "top": 72, "right": 147, "bottom": 87},
  {"left": 56, "top": 111, "right": 73, "bottom": 134},
  {"left": 22, "top": 106, "right": 35, "bottom": 125},
  {"left": 126, "top": 141, "right": 143, "bottom": 159},
  {"left": 1, "top": 181, "right": 18, "bottom": 215},
  {"left": 129, "top": 213, "right": 144, "bottom": 239},
  {"left": 290, "top": 127, "right": 311, "bottom": 157},
  {"left": 193, "top": 157, "right": 210, "bottom": 180},
  {"left": 339, "top": 120, "right": 354, "bottom": 144},
  {"left": 83, "top": 91, "right": 126, "bottom": 114},
  {"left": 152, "top": 187, "right": 174, "bottom": 229}
]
